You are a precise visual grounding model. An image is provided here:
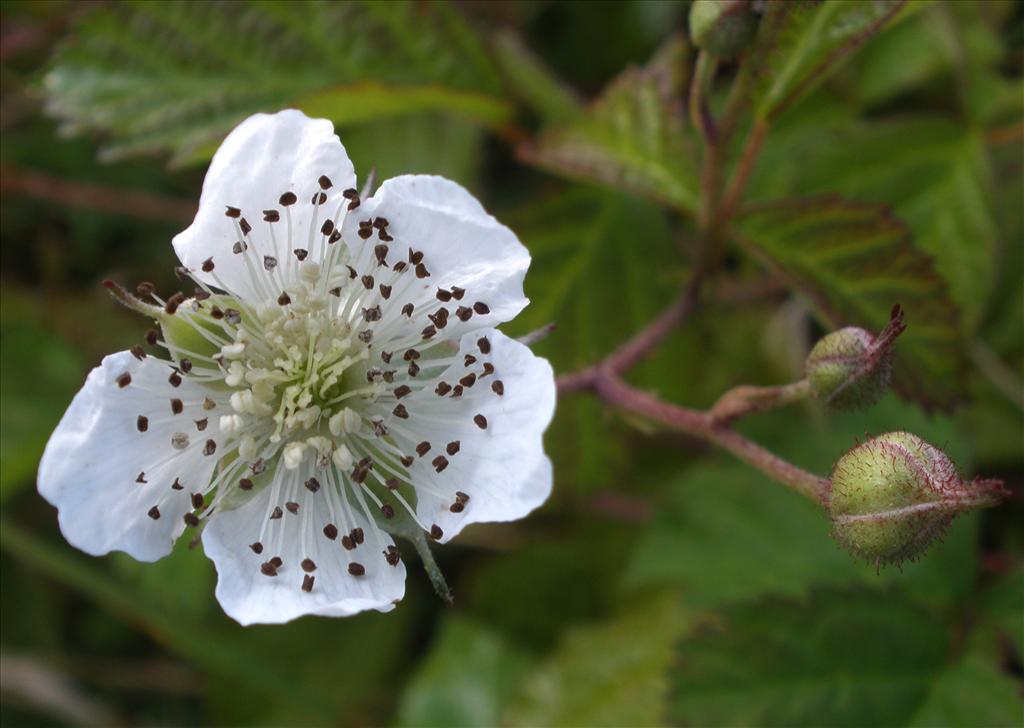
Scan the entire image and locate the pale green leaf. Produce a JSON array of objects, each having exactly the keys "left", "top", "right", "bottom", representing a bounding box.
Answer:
[
  {"left": 518, "top": 36, "right": 699, "bottom": 214},
  {"left": 734, "top": 196, "right": 965, "bottom": 411}
]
